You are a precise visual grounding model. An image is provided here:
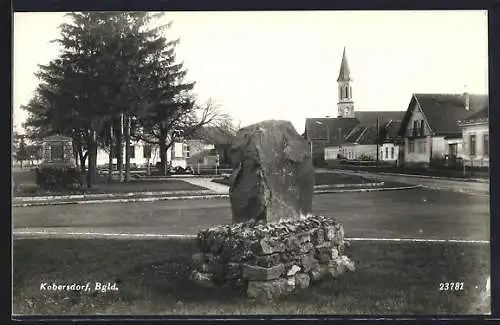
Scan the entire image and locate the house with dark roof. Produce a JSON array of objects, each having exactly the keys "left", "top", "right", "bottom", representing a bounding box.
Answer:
[
  {"left": 304, "top": 47, "right": 406, "bottom": 164},
  {"left": 398, "top": 93, "right": 488, "bottom": 166},
  {"left": 457, "top": 106, "right": 489, "bottom": 167}
]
